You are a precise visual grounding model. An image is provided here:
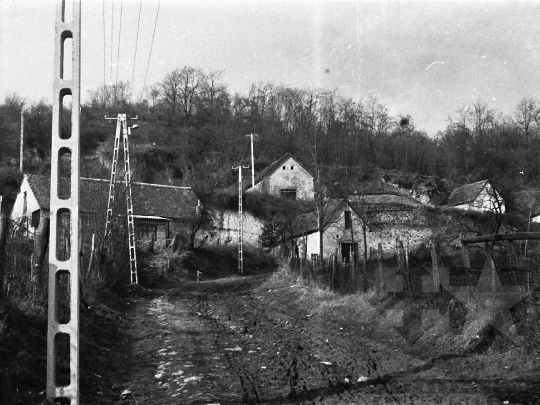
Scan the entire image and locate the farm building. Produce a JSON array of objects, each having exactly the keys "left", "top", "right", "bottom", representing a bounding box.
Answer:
[
  {"left": 445, "top": 180, "right": 505, "bottom": 213},
  {"left": 246, "top": 153, "right": 314, "bottom": 200},
  {"left": 11, "top": 174, "right": 200, "bottom": 250},
  {"left": 291, "top": 198, "right": 365, "bottom": 263},
  {"left": 290, "top": 192, "right": 433, "bottom": 263}
]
